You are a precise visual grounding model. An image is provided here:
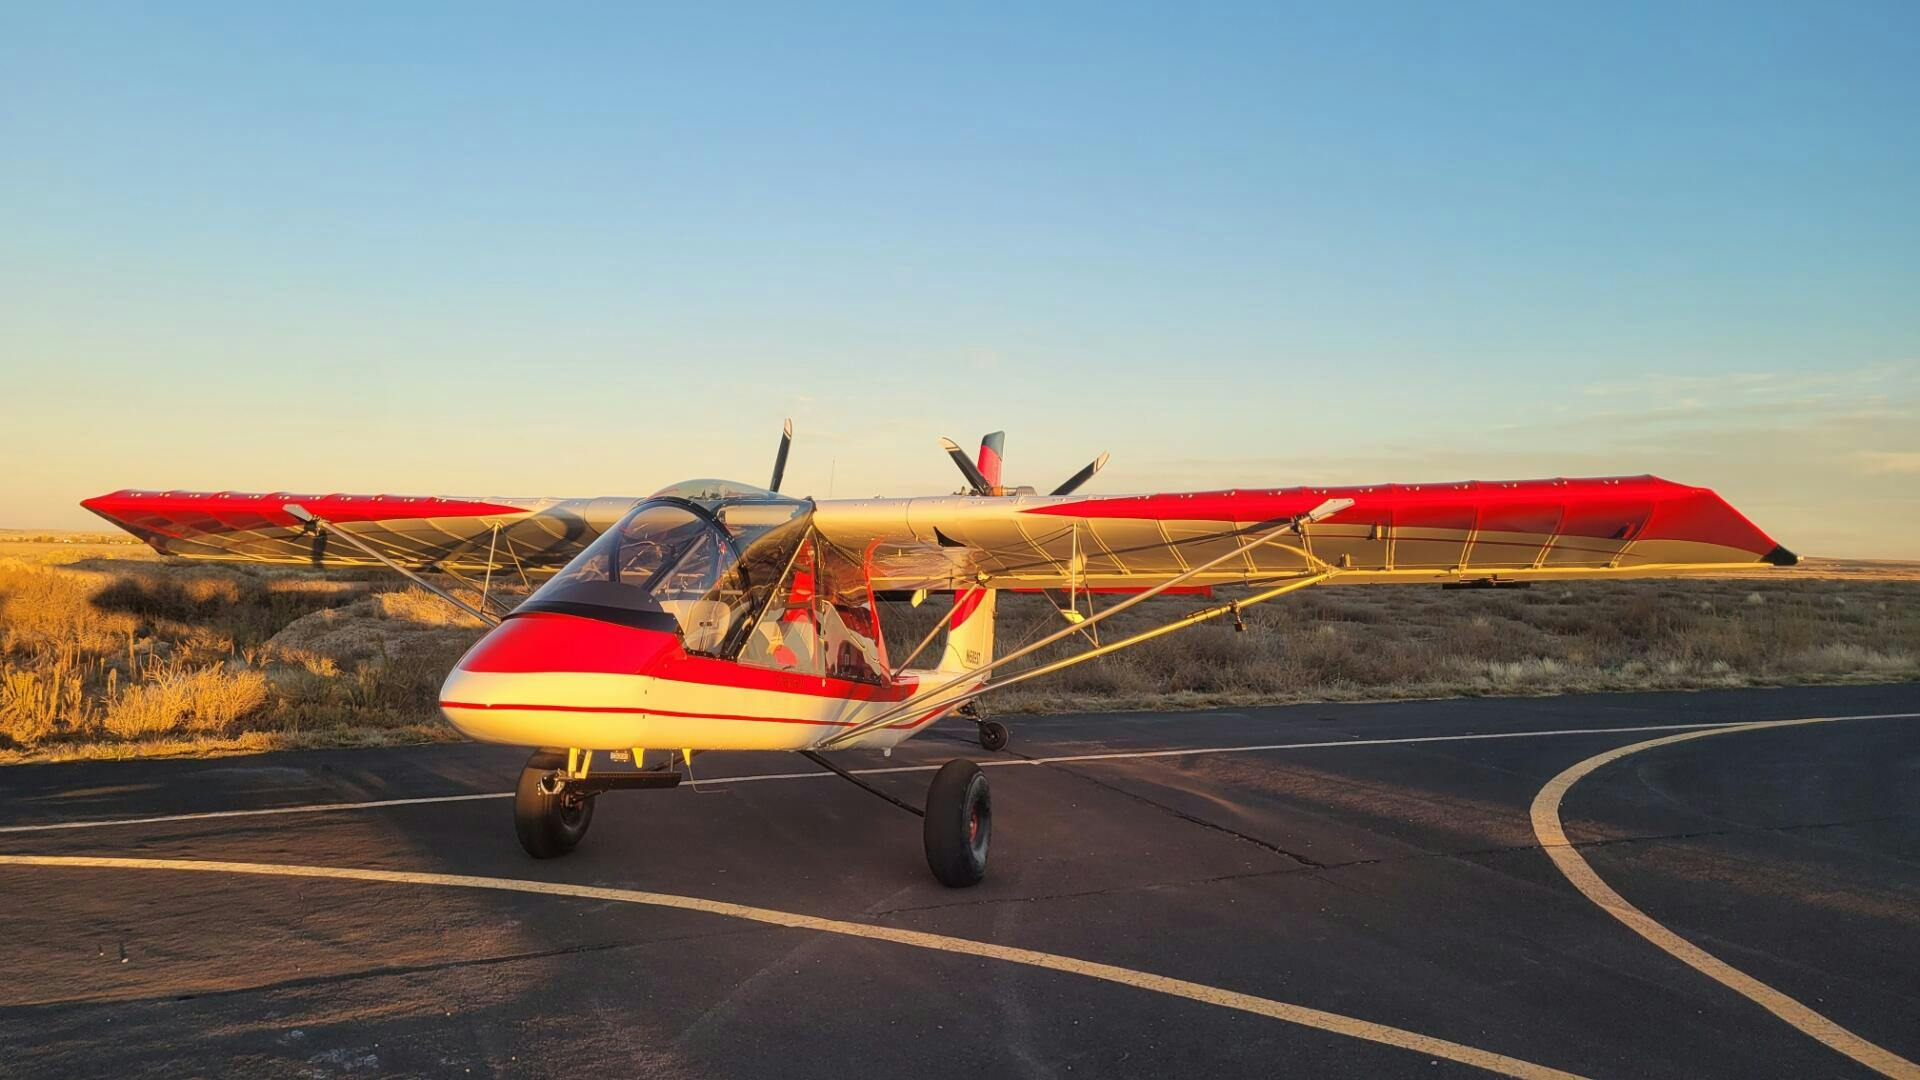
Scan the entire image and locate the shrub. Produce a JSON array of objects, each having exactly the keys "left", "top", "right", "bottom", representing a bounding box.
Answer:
[{"left": 101, "top": 667, "right": 270, "bottom": 739}]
